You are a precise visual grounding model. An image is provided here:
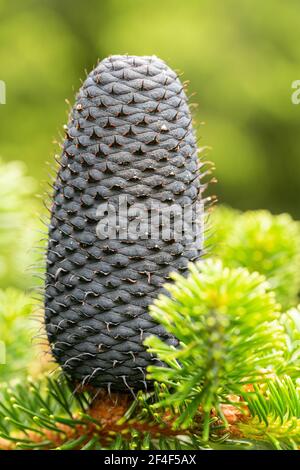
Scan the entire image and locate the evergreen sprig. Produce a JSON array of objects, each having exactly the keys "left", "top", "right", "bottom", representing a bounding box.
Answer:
[
  {"left": 0, "top": 376, "right": 228, "bottom": 450},
  {"left": 0, "top": 376, "right": 90, "bottom": 450},
  {"left": 240, "top": 376, "right": 300, "bottom": 450},
  {"left": 279, "top": 307, "right": 300, "bottom": 379},
  {"left": 145, "top": 260, "right": 286, "bottom": 438}
]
